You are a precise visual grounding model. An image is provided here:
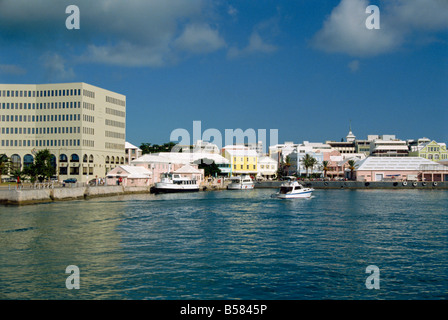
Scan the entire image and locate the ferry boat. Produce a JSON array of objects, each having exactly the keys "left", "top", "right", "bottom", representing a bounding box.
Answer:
[
  {"left": 227, "top": 175, "right": 254, "bottom": 190},
  {"left": 153, "top": 173, "right": 200, "bottom": 193},
  {"left": 275, "top": 180, "right": 314, "bottom": 199}
]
